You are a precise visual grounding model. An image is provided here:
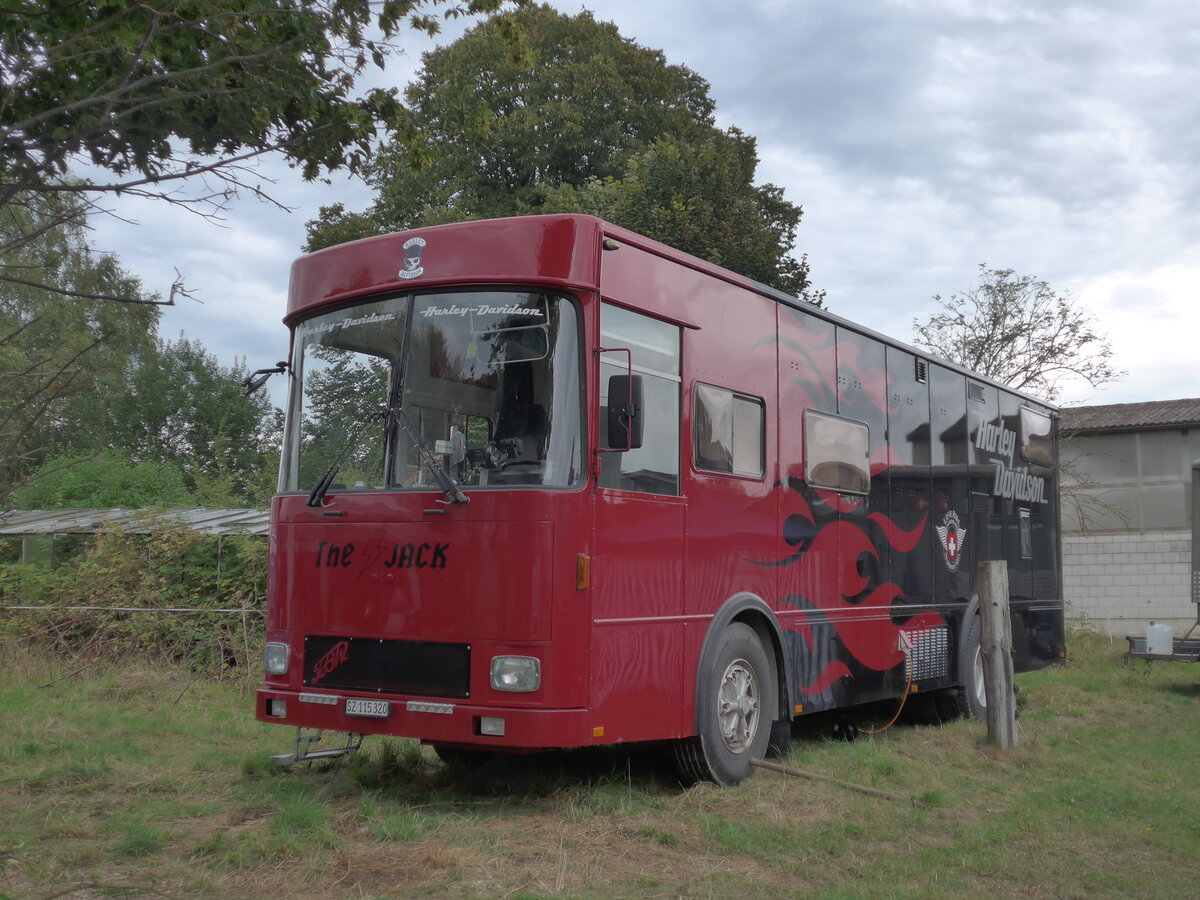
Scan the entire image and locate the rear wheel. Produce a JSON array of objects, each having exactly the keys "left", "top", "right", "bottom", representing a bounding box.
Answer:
[
  {"left": 956, "top": 612, "right": 986, "bottom": 720},
  {"left": 675, "top": 623, "right": 776, "bottom": 786}
]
